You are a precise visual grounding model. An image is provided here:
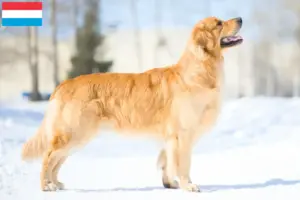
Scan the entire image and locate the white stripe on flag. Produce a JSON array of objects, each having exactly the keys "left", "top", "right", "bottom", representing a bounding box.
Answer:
[{"left": 2, "top": 10, "right": 42, "bottom": 19}]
